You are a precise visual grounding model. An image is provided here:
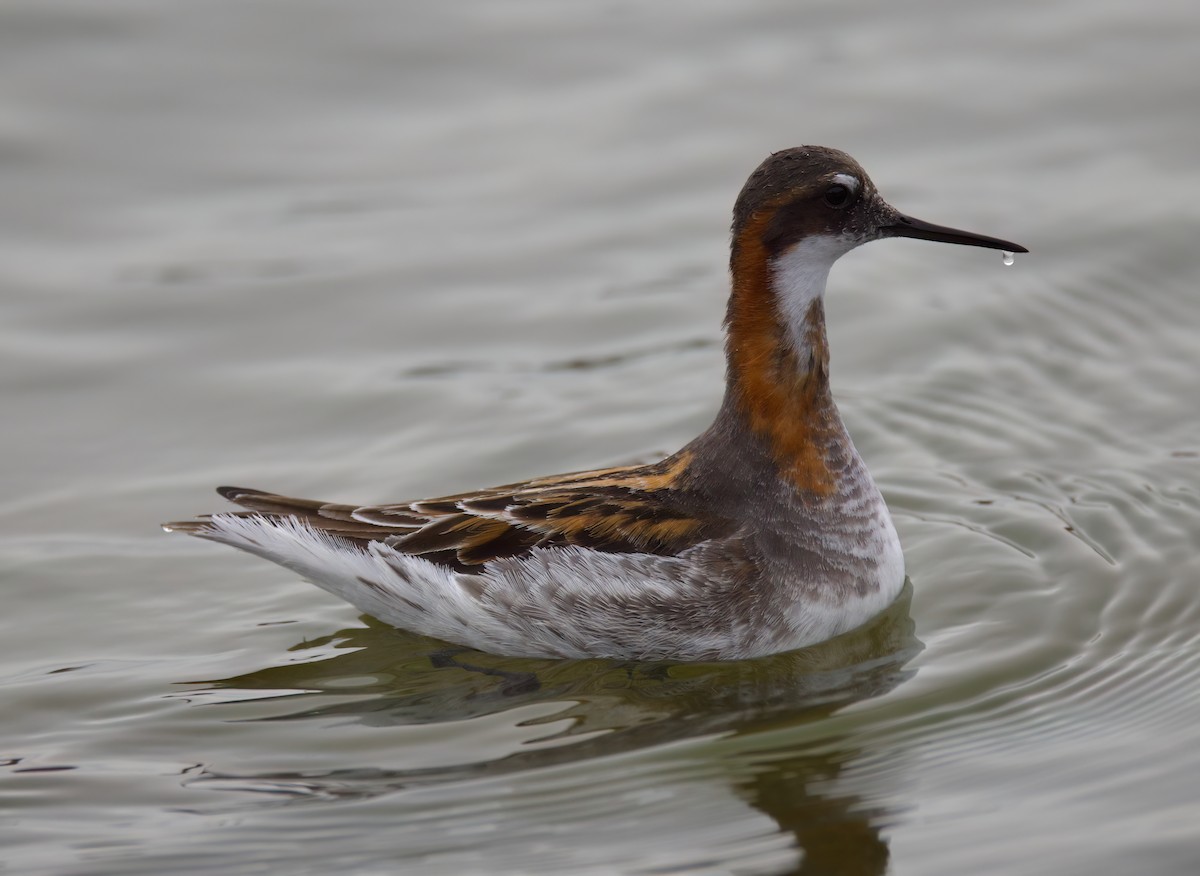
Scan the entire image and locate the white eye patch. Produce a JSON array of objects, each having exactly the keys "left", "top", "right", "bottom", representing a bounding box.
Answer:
[{"left": 831, "top": 173, "right": 860, "bottom": 193}]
